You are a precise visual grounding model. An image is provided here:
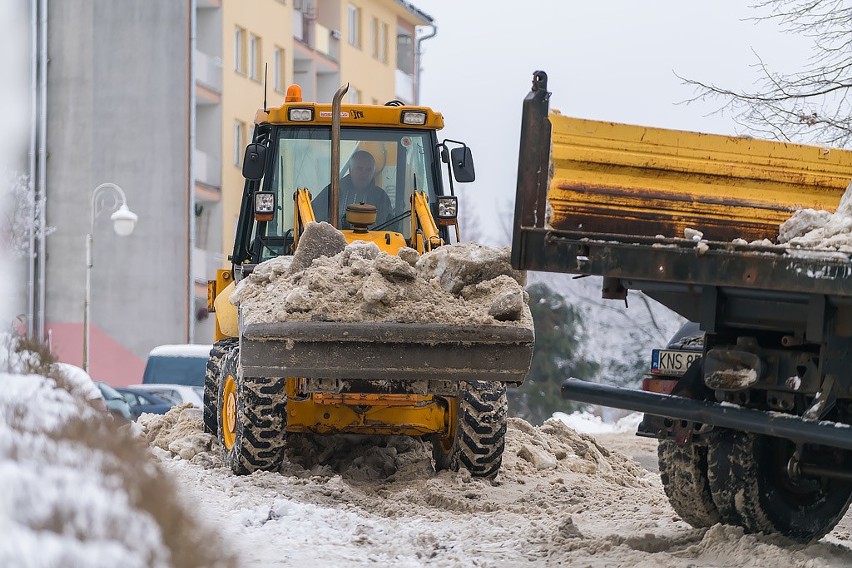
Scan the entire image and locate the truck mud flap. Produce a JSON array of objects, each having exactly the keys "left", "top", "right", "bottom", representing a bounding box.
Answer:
[
  {"left": 240, "top": 322, "right": 534, "bottom": 383},
  {"left": 562, "top": 378, "right": 852, "bottom": 452}
]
